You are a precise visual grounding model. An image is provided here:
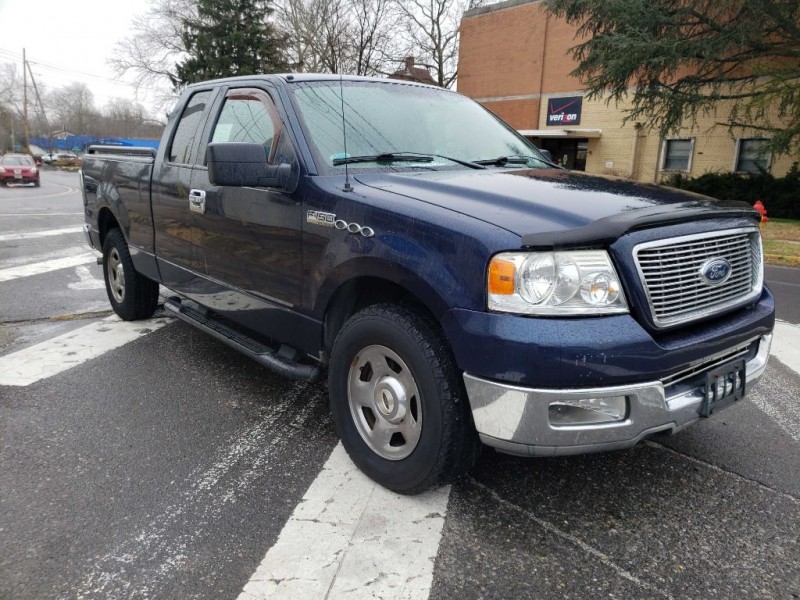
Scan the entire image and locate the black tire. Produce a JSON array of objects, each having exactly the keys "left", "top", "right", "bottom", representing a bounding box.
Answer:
[
  {"left": 329, "top": 303, "right": 479, "bottom": 494},
  {"left": 33, "top": 179, "right": 40, "bottom": 187},
  {"left": 102, "top": 228, "right": 159, "bottom": 321}
]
